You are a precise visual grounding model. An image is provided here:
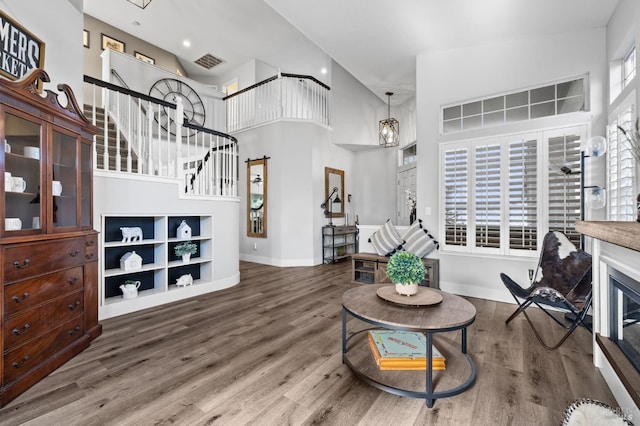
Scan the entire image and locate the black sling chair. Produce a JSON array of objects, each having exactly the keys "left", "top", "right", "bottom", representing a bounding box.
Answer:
[{"left": 500, "top": 231, "right": 593, "bottom": 350}]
